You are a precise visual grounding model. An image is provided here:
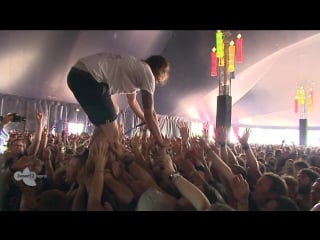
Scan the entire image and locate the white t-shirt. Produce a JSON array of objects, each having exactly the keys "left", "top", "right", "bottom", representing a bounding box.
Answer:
[{"left": 78, "top": 52, "right": 155, "bottom": 96}]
